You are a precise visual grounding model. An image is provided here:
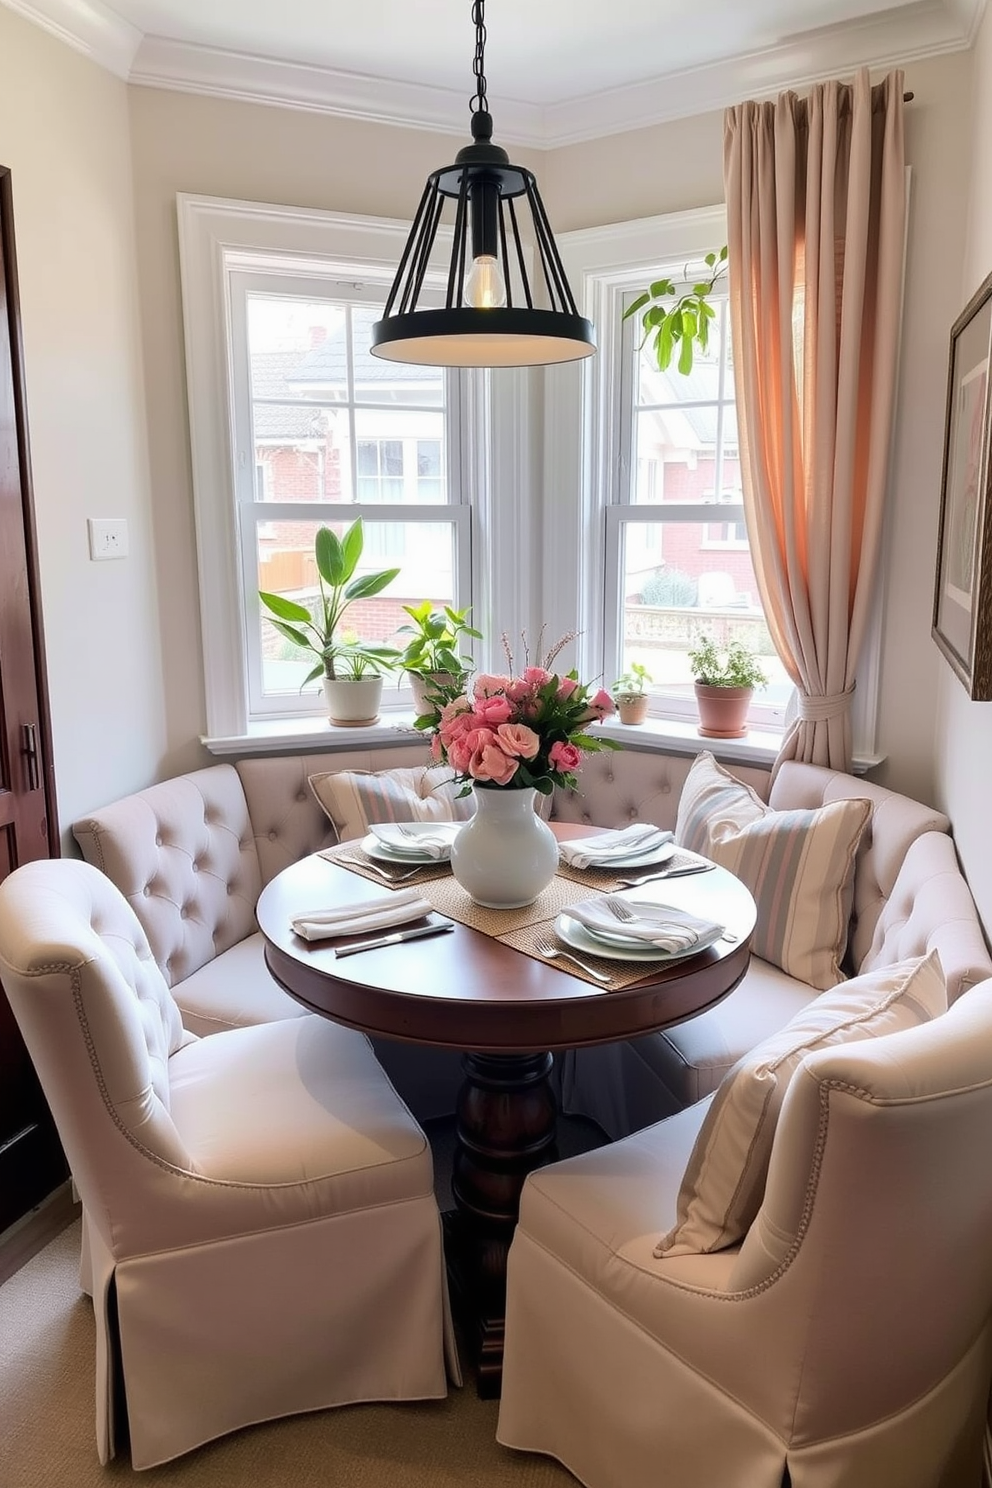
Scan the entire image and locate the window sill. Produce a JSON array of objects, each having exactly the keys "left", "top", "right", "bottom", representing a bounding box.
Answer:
[{"left": 203, "top": 711, "right": 883, "bottom": 775}]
